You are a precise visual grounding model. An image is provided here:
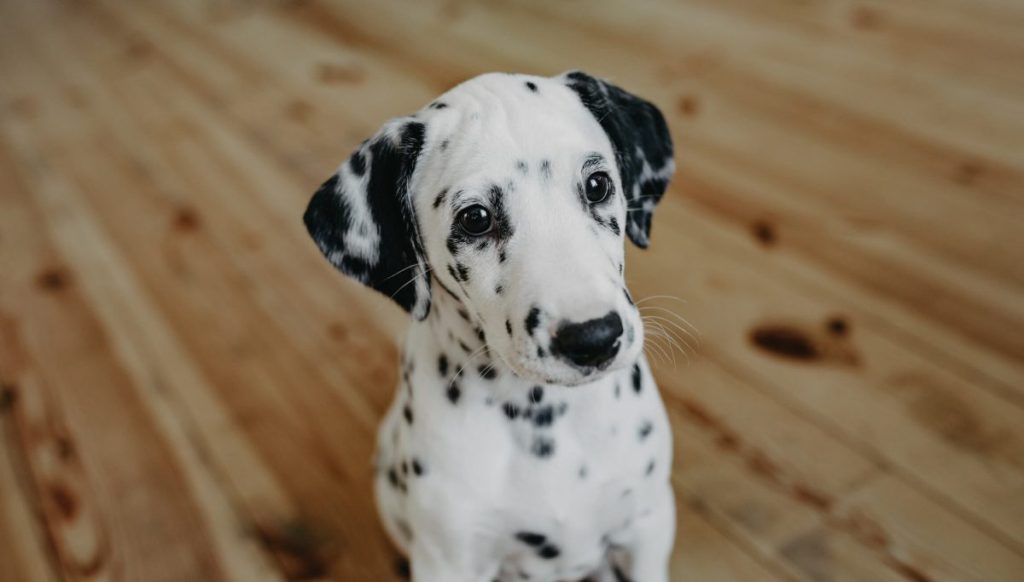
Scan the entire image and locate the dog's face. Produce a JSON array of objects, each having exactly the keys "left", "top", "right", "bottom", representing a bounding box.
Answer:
[{"left": 305, "top": 72, "right": 674, "bottom": 386}]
